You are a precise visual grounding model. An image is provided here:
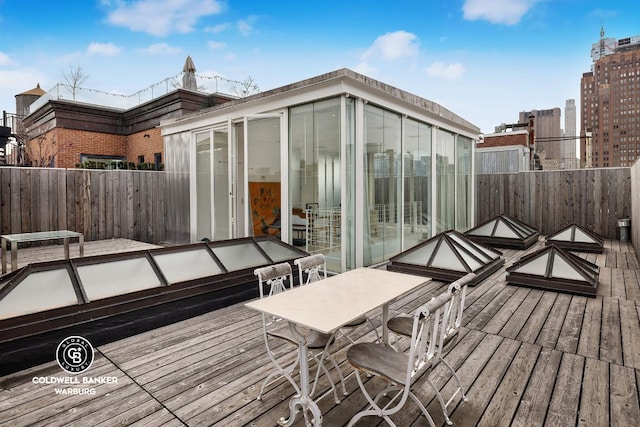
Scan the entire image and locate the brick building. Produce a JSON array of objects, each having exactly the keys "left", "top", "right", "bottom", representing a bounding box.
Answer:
[
  {"left": 581, "top": 30, "right": 640, "bottom": 167},
  {"left": 18, "top": 57, "right": 236, "bottom": 169}
]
